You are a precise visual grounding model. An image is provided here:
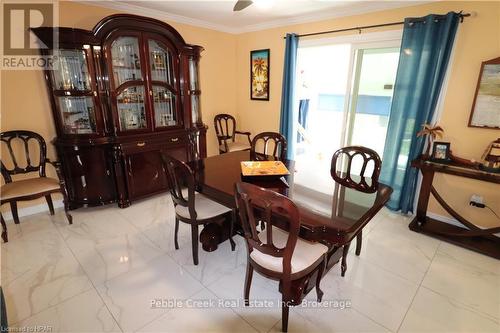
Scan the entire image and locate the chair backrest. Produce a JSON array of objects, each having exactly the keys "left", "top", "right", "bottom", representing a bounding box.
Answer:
[
  {"left": 234, "top": 182, "right": 299, "bottom": 275},
  {"left": 0, "top": 130, "right": 47, "bottom": 183},
  {"left": 214, "top": 114, "right": 236, "bottom": 144},
  {"left": 250, "top": 132, "right": 287, "bottom": 161},
  {"left": 161, "top": 153, "right": 197, "bottom": 219},
  {"left": 330, "top": 146, "right": 381, "bottom": 193}
]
